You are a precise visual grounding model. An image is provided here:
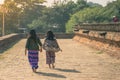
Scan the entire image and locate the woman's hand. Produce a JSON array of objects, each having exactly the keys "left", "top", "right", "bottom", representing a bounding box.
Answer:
[
  {"left": 25, "top": 49, "right": 27, "bottom": 56},
  {"left": 25, "top": 52, "right": 27, "bottom": 56},
  {"left": 40, "top": 48, "right": 42, "bottom": 52},
  {"left": 60, "top": 48, "right": 62, "bottom": 52}
]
